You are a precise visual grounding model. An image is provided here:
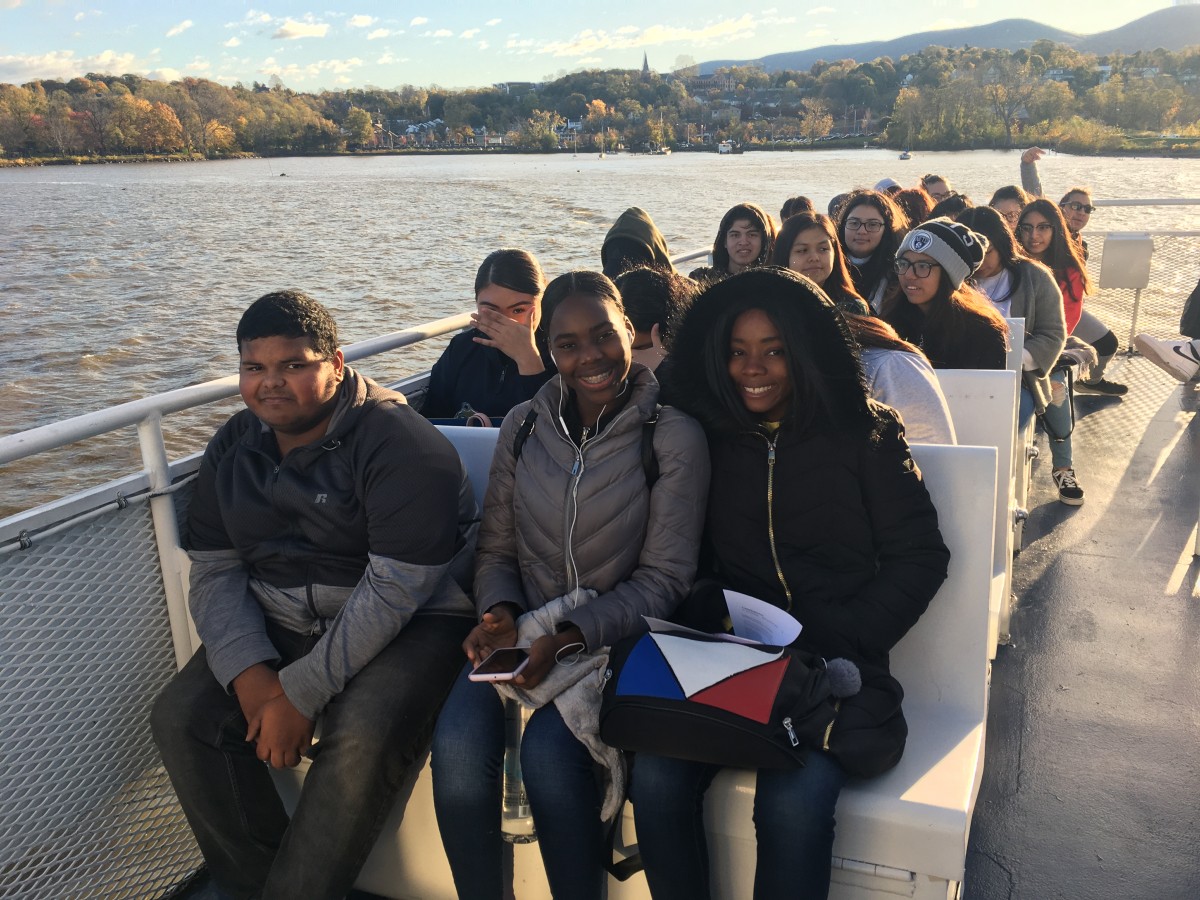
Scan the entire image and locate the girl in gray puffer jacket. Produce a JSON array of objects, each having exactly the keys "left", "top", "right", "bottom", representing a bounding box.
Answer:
[{"left": 431, "top": 270, "right": 711, "bottom": 900}]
